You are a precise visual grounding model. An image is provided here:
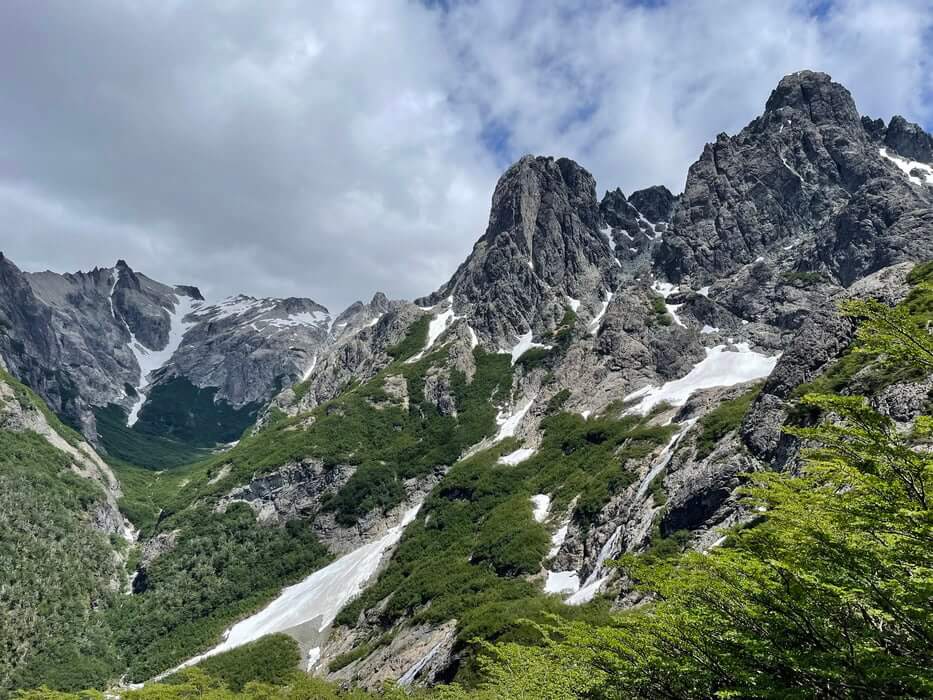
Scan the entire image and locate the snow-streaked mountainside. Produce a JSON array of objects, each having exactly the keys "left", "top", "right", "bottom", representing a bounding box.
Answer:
[
  {"left": 1, "top": 70, "right": 931, "bottom": 694},
  {"left": 0, "top": 257, "right": 343, "bottom": 459}
]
